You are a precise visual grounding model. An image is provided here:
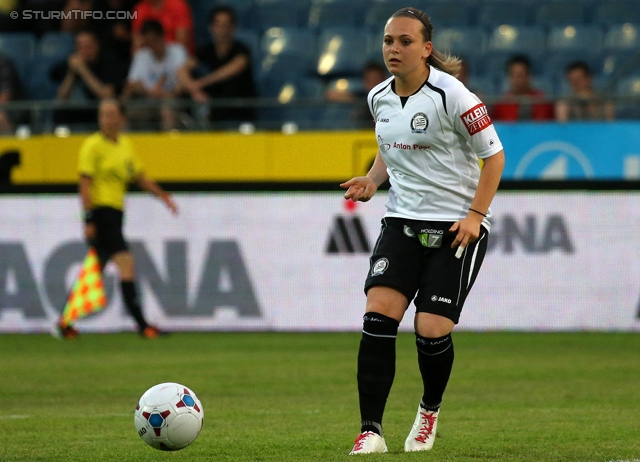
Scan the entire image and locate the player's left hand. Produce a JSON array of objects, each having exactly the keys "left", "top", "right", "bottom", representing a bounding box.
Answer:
[{"left": 450, "top": 215, "right": 482, "bottom": 250}]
